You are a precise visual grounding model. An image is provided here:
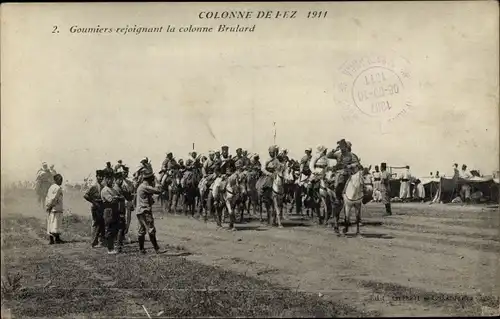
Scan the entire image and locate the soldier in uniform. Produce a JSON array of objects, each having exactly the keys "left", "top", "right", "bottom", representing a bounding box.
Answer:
[
  {"left": 113, "top": 172, "right": 134, "bottom": 252},
  {"left": 135, "top": 169, "right": 162, "bottom": 254},
  {"left": 84, "top": 170, "right": 106, "bottom": 248},
  {"left": 100, "top": 171, "right": 124, "bottom": 255},
  {"left": 372, "top": 165, "right": 382, "bottom": 202},
  {"left": 114, "top": 160, "right": 125, "bottom": 173},
  {"left": 220, "top": 145, "right": 234, "bottom": 175},
  {"left": 380, "top": 162, "right": 392, "bottom": 215},
  {"left": 327, "top": 139, "right": 361, "bottom": 233},
  {"left": 104, "top": 162, "right": 114, "bottom": 175},
  {"left": 242, "top": 150, "right": 251, "bottom": 167},
  {"left": 234, "top": 148, "right": 246, "bottom": 169},
  {"left": 122, "top": 167, "right": 135, "bottom": 243}
]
